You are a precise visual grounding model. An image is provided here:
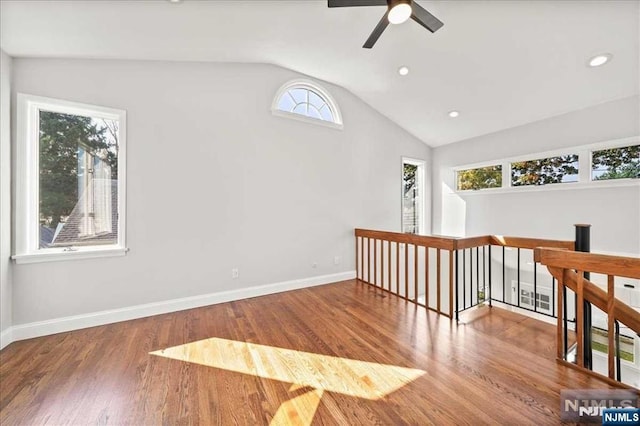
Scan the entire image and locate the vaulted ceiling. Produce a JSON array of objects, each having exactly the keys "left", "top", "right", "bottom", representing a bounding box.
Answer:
[{"left": 1, "top": 0, "right": 638, "bottom": 146}]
